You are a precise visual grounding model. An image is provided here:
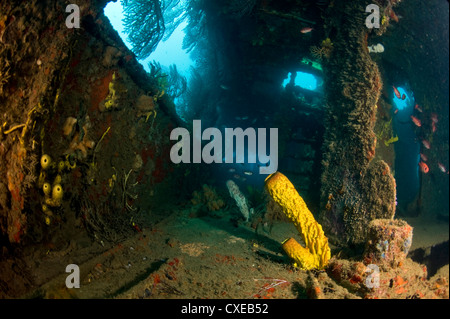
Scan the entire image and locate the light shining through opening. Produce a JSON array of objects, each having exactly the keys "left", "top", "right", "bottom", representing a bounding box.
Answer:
[
  {"left": 392, "top": 87, "right": 410, "bottom": 110},
  {"left": 282, "top": 72, "right": 318, "bottom": 91}
]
